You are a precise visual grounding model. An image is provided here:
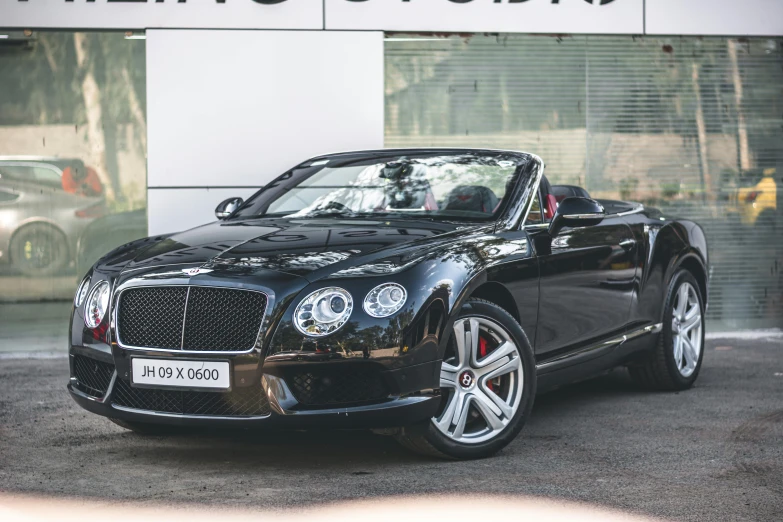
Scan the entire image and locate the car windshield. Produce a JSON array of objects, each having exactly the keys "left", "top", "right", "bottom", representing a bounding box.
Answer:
[{"left": 233, "top": 151, "right": 527, "bottom": 221}]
